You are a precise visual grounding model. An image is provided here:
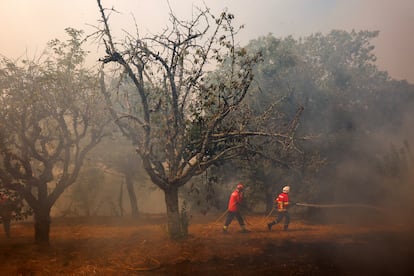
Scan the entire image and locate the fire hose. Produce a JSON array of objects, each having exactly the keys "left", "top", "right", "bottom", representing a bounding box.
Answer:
[
  {"left": 295, "top": 202, "right": 385, "bottom": 212},
  {"left": 261, "top": 207, "right": 275, "bottom": 223},
  {"left": 208, "top": 202, "right": 385, "bottom": 233}
]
